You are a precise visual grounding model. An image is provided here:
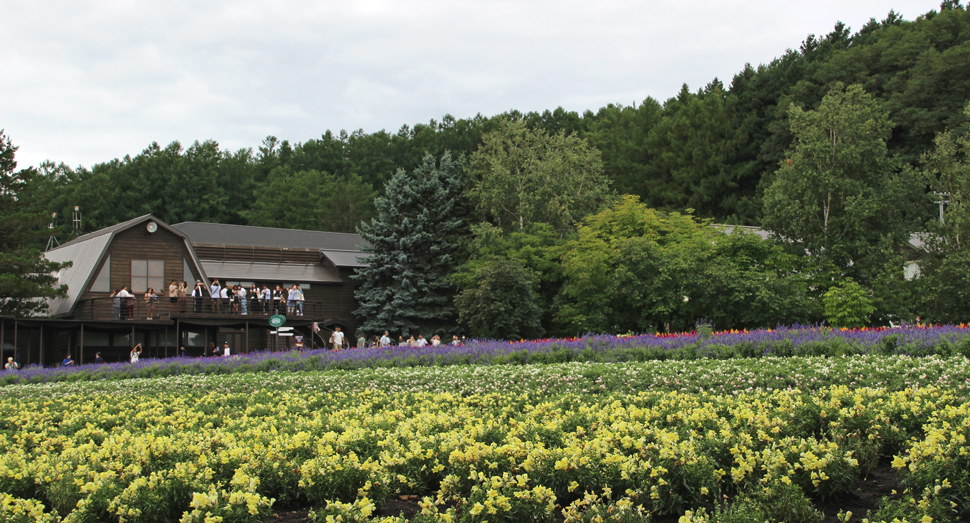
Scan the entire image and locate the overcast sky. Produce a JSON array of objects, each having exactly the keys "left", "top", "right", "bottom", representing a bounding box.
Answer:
[{"left": 0, "top": 0, "right": 945, "bottom": 170}]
